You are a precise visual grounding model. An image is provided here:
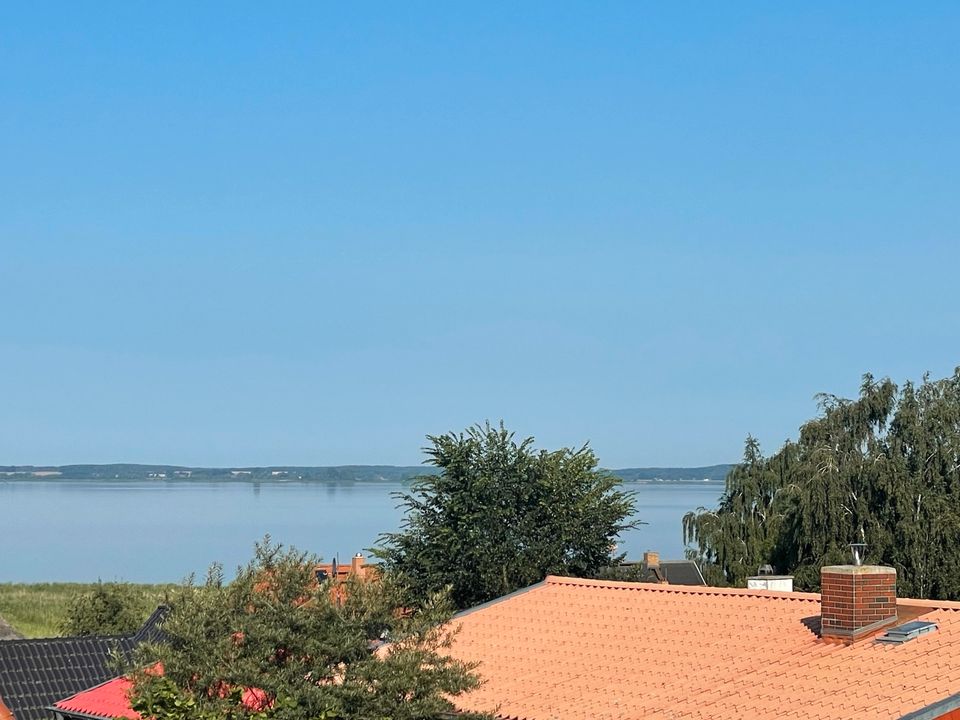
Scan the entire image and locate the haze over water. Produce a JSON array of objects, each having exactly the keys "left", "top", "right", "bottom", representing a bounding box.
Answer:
[{"left": 0, "top": 480, "right": 722, "bottom": 583}]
